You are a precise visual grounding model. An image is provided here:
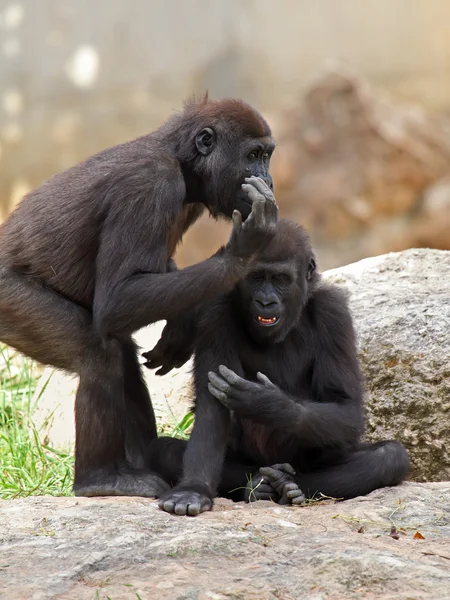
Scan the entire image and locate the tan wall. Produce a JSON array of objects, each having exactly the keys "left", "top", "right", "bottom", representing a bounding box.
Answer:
[{"left": 2, "top": 0, "right": 450, "bottom": 216}]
